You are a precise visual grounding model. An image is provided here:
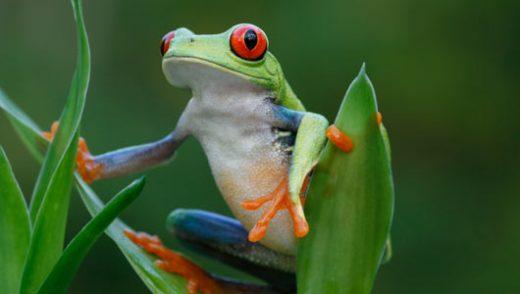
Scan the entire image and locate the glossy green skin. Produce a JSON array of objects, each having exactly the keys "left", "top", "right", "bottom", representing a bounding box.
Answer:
[
  {"left": 156, "top": 23, "right": 334, "bottom": 259},
  {"left": 165, "top": 25, "right": 305, "bottom": 111}
]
